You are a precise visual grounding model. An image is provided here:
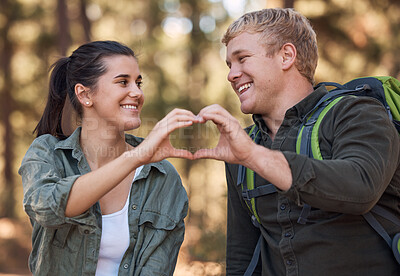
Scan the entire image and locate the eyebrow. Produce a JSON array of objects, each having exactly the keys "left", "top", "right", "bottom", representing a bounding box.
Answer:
[
  {"left": 226, "top": 49, "right": 248, "bottom": 65},
  {"left": 231, "top": 49, "right": 246, "bottom": 56},
  {"left": 114, "top": 74, "right": 130, "bottom": 79},
  {"left": 114, "top": 74, "right": 142, "bottom": 80}
]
